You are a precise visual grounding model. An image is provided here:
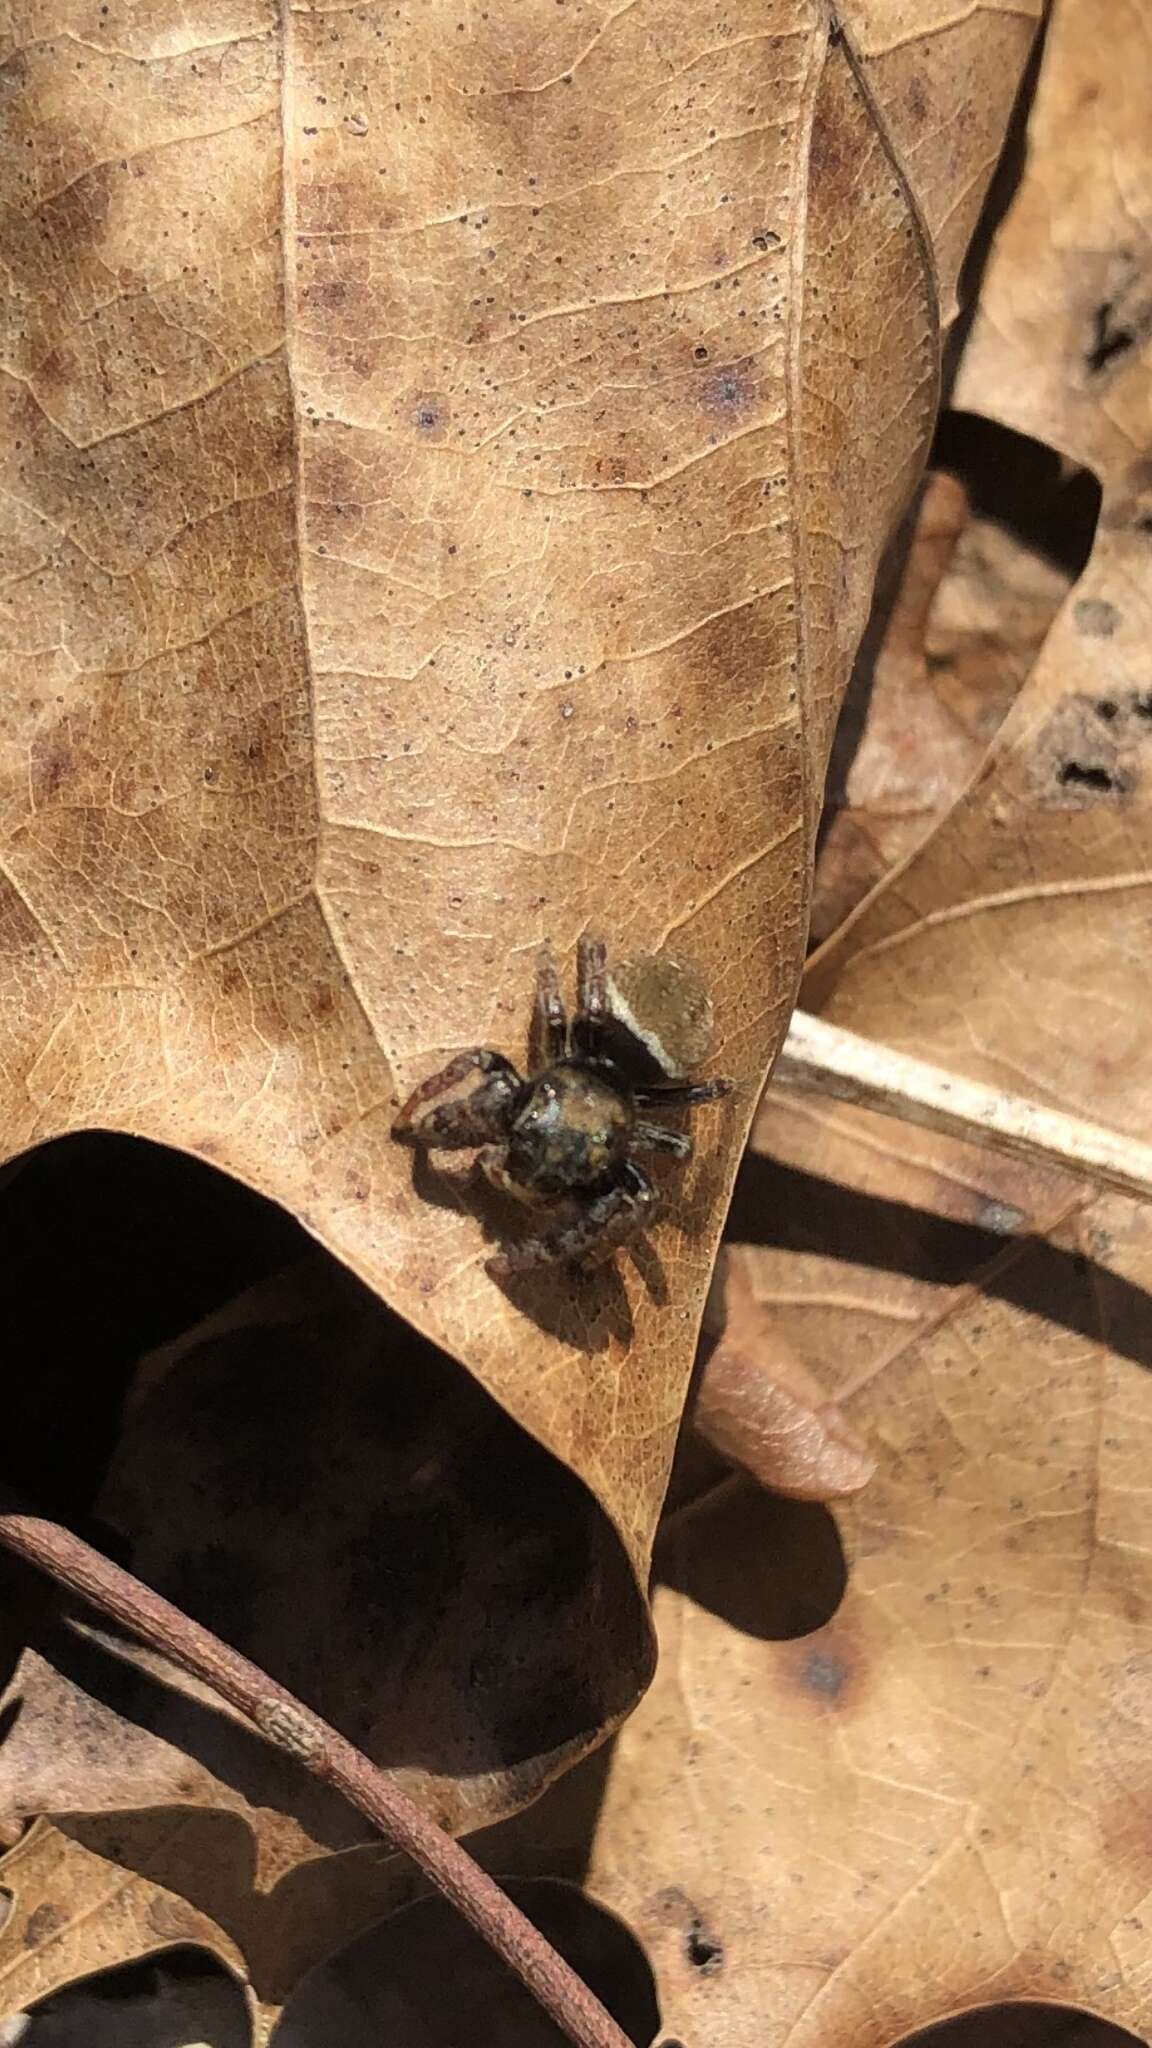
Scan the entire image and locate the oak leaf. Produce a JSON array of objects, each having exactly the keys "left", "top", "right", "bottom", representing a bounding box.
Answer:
[
  {"left": 627, "top": 2, "right": 1152, "bottom": 2037},
  {"left": 0, "top": 0, "right": 1033, "bottom": 1617}
]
